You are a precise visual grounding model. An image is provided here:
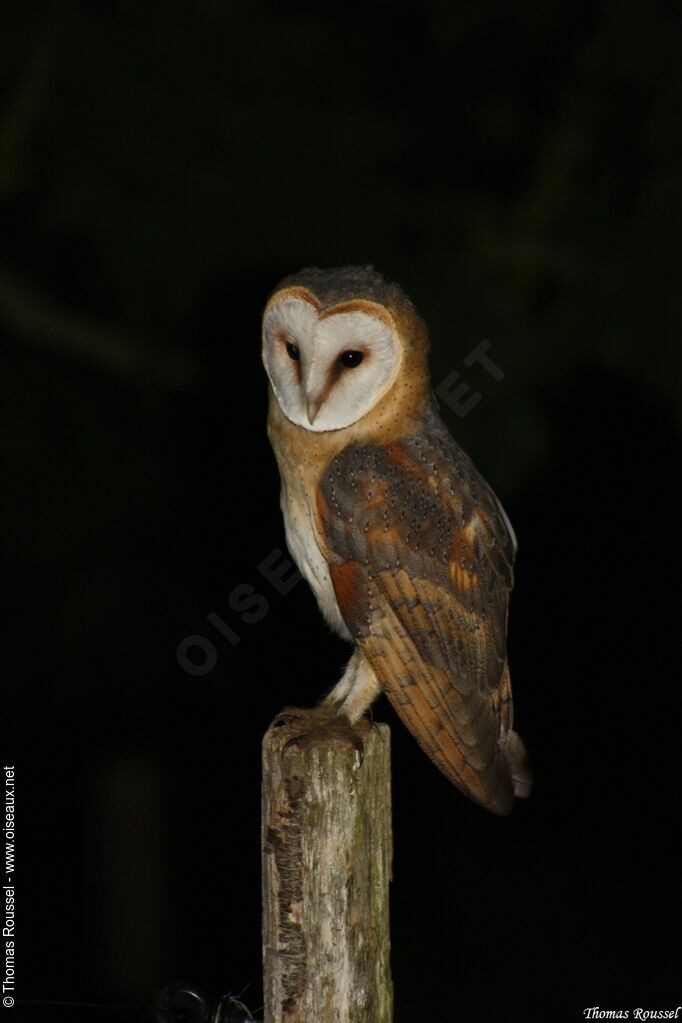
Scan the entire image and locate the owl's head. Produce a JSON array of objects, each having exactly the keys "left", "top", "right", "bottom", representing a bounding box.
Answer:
[{"left": 262, "top": 266, "right": 429, "bottom": 433}]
